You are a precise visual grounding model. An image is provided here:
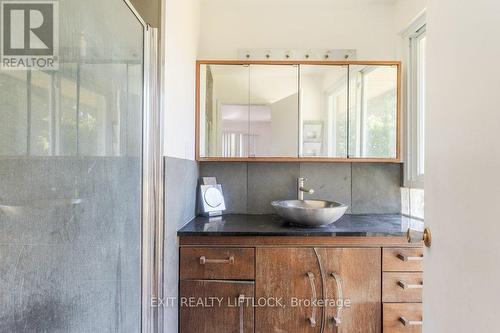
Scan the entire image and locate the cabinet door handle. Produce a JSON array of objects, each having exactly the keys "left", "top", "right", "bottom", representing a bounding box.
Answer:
[
  {"left": 330, "top": 272, "right": 344, "bottom": 327},
  {"left": 399, "top": 316, "right": 423, "bottom": 326},
  {"left": 397, "top": 280, "right": 423, "bottom": 290},
  {"left": 199, "top": 256, "right": 234, "bottom": 265},
  {"left": 306, "top": 272, "right": 317, "bottom": 327},
  {"left": 397, "top": 253, "right": 423, "bottom": 262},
  {"left": 238, "top": 294, "right": 245, "bottom": 333}
]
